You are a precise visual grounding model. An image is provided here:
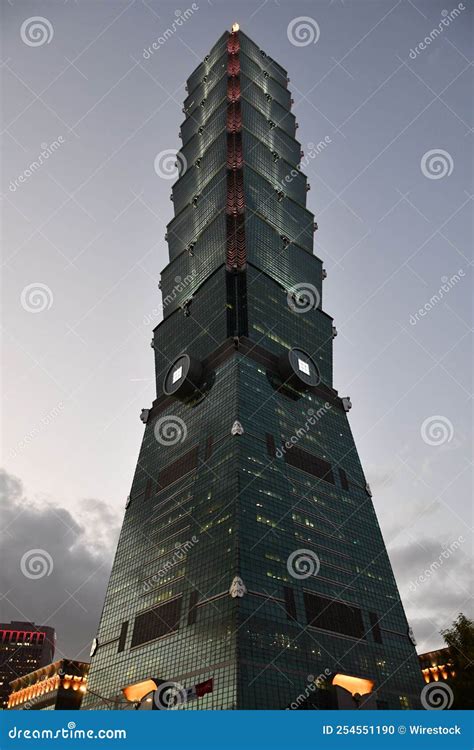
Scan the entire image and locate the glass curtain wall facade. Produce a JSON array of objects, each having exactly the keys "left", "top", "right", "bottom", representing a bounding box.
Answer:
[{"left": 83, "top": 28, "right": 423, "bottom": 710}]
